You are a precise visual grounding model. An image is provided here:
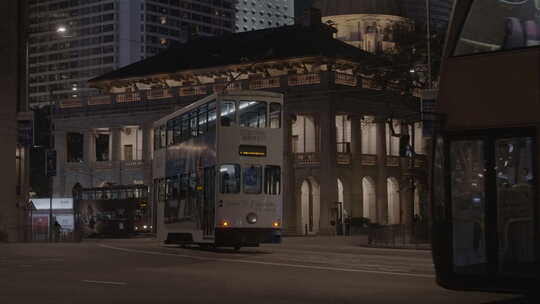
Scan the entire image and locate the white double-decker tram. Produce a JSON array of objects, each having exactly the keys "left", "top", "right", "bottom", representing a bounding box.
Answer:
[{"left": 154, "top": 91, "right": 284, "bottom": 249}]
